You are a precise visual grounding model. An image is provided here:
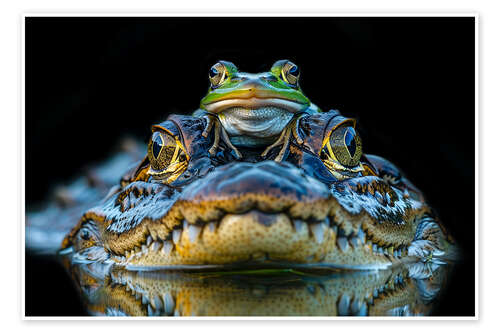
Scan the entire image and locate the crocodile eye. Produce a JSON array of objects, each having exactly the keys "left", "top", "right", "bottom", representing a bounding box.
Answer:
[
  {"left": 321, "top": 124, "right": 364, "bottom": 179},
  {"left": 209, "top": 62, "right": 228, "bottom": 88},
  {"left": 328, "top": 126, "right": 362, "bottom": 167},
  {"left": 281, "top": 61, "right": 300, "bottom": 86},
  {"left": 147, "top": 131, "right": 189, "bottom": 183}
]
